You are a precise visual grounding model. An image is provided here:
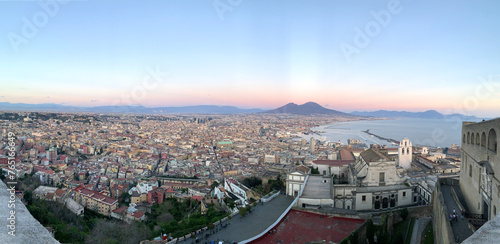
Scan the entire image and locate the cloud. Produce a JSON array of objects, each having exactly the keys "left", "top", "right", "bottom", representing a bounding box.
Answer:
[
  {"left": 46, "top": 96, "right": 50, "bottom": 98},
  {"left": 90, "top": 100, "right": 98, "bottom": 103}
]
